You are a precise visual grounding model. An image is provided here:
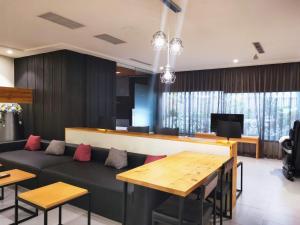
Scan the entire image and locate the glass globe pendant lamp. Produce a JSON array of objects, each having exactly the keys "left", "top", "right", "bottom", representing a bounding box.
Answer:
[{"left": 151, "top": 31, "right": 167, "bottom": 50}]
